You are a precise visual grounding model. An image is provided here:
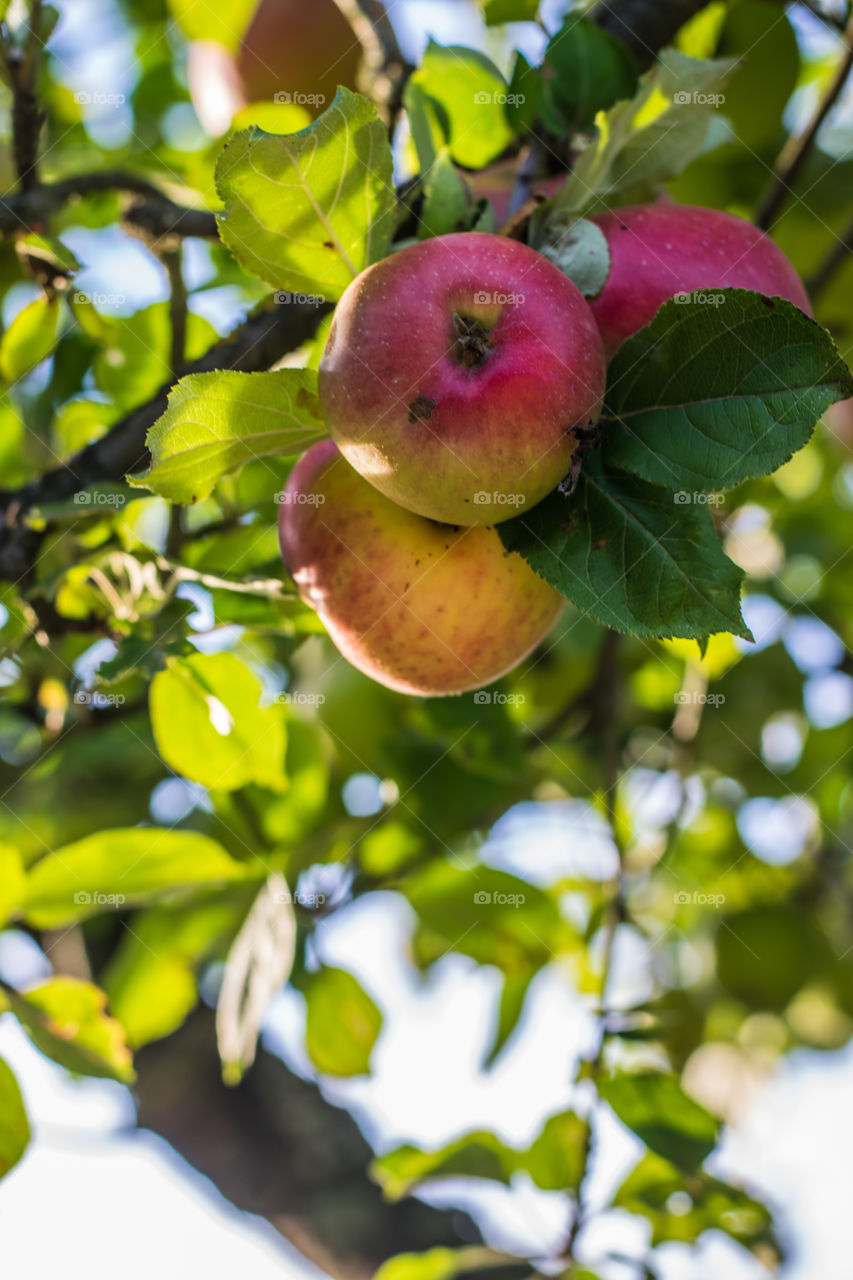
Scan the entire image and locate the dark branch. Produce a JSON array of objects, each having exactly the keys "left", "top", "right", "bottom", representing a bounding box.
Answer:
[{"left": 0, "top": 299, "right": 331, "bottom": 582}]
